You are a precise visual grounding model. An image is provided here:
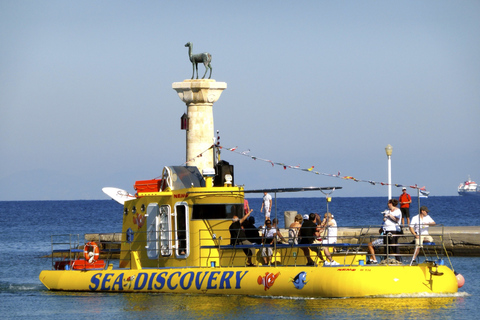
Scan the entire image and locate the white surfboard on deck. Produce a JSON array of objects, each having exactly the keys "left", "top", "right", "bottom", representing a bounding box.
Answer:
[{"left": 102, "top": 187, "right": 136, "bottom": 205}]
